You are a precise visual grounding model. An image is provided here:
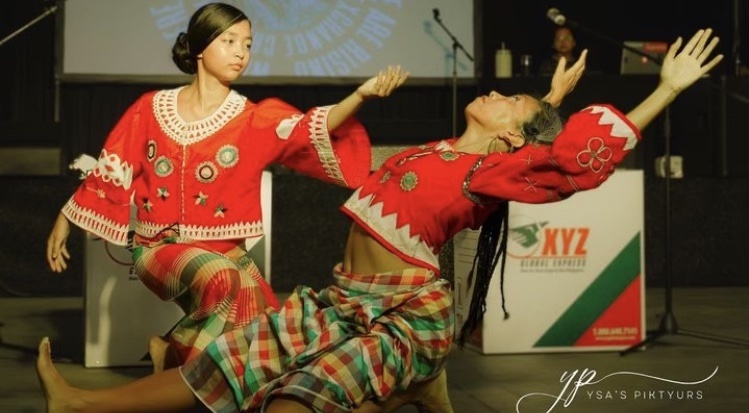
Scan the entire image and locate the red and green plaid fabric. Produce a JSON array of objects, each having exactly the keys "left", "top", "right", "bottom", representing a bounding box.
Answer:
[
  {"left": 134, "top": 240, "right": 279, "bottom": 363},
  {"left": 181, "top": 264, "right": 454, "bottom": 412}
]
